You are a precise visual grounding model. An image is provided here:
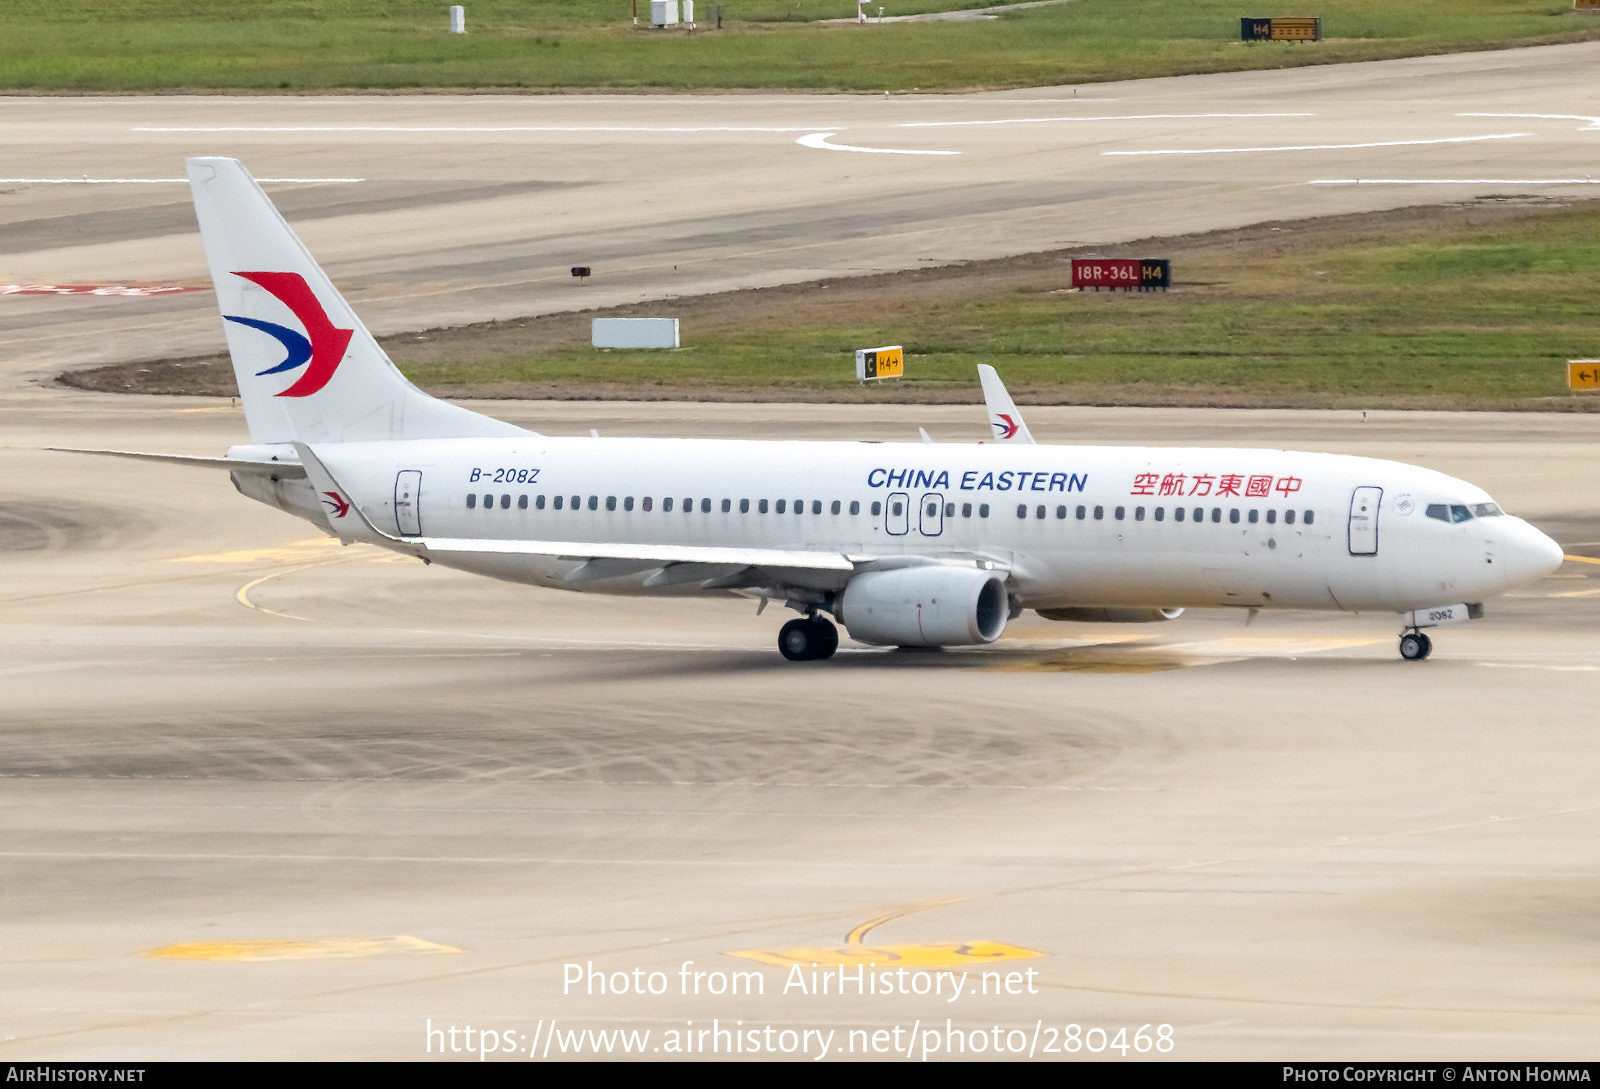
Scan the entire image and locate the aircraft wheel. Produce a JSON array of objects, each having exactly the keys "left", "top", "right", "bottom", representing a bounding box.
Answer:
[
  {"left": 779, "top": 618, "right": 818, "bottom": 661},
  {"left": 1399, "top": 632, "right": 1432, "bottom": 661},
  {"left": 810, "top": 617, "right": 839, "bottom": 660}
]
